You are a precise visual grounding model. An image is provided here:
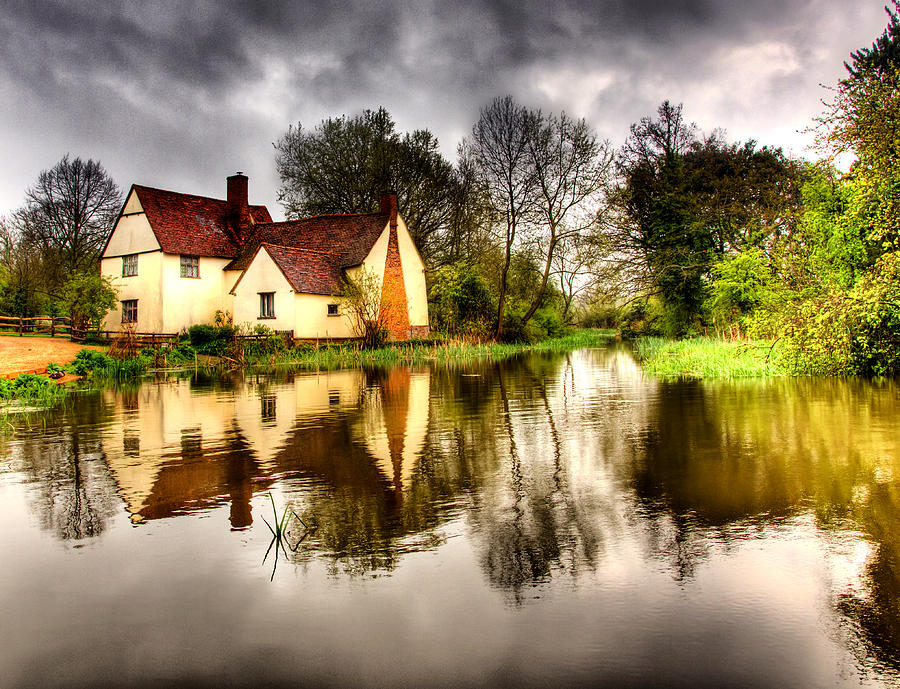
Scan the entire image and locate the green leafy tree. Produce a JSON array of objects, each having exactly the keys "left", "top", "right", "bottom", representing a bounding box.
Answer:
[
  {"left": 845, "top": 1, "right": 900, "bottom": 80},
  {"left": 612, "top": 101, "right": 707, "bottom": 335},
  {"left": 705, "top": 248, "right": 777, "bottom": 334},
  {"left": 61, "top": 272, "right": 117, "bottom": 332},
  {"left": 275, "top": 107, "right": 472, "bottom": 265},
  {"left": 612, "top": 102, "right": 802, "bottom": 336}
]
